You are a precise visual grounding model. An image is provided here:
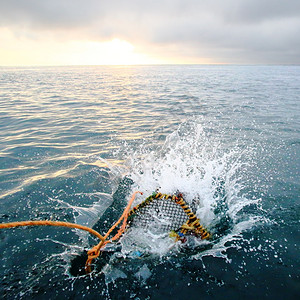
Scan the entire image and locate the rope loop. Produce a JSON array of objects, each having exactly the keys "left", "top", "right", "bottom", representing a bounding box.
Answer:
[
  {"left": 0, "top": 191, "right": 143, "bottom": 274},
  {"left": 0, "top": 191, "right": 210, "bottom": 273},
  {"left": 84, "top": 191, "right": 143, "bottom": 272}
]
